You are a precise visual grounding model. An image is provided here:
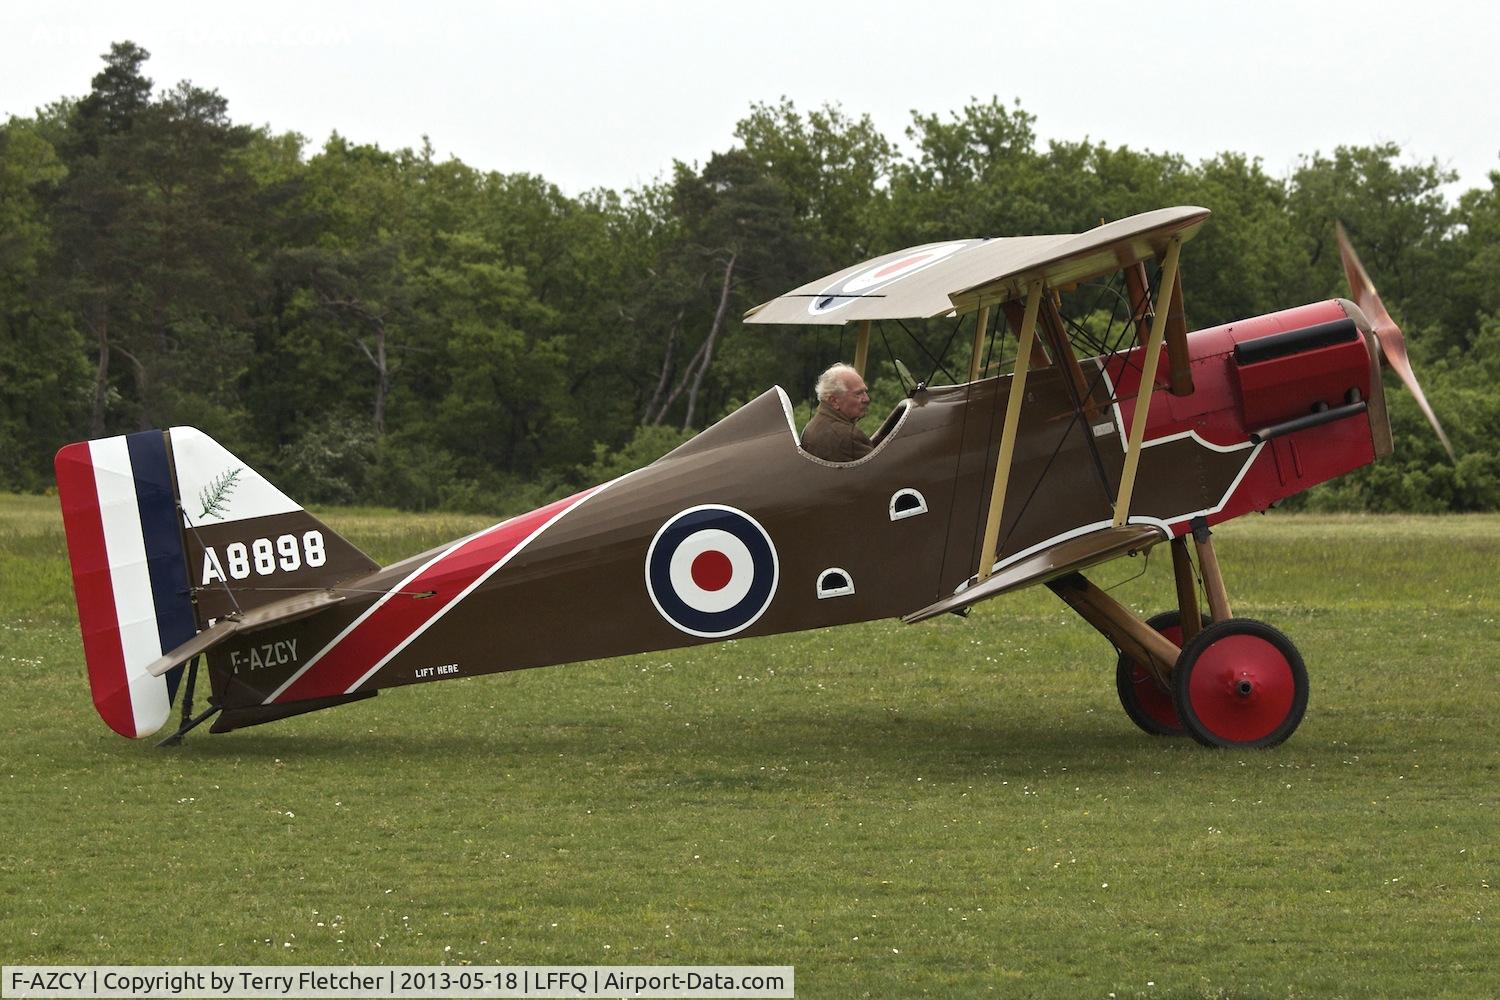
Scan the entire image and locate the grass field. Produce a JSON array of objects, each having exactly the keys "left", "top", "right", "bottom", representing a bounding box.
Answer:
[{"left": 1, "top": 493, "right": 1496, "bottom": 998}]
